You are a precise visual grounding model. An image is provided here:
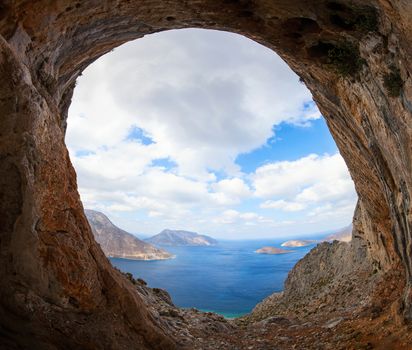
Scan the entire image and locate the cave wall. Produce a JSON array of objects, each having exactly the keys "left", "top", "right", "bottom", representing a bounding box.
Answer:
[{"left": 0, "top": 0, "right": 411, "bottom": 348}]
